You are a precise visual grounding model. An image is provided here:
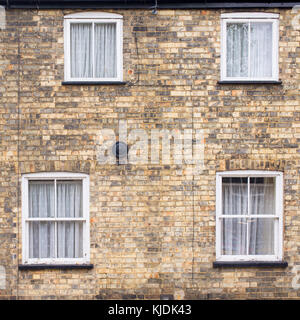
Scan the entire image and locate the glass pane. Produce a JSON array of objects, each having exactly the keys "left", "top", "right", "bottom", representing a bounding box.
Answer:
[
  {"left": 70, "top": 23, "right": 93, "bottom": 78},
  {"left": 249, "top": 218, "right": 274, "bottom": 255},
  {"left": 94, "top": 23, "right": 117, "bottom": 78},
  {"left": 250, "top": 177, "right": 275, "bottom": 215},
  {"left": 222, "top": 177, "right": 248, "bottom": 215},
  {"left": 57, "top": 181, "right": 83, "bottom": 218},
  {"left": 222, "top": 218, "right": 247, "bottom": 255},
  {"left": 250, "top": 22, "right": 273, "bottom": 78},
  {"left": 226, "top": 23, "right": 248, "bottom": 77},
  {"left": 29, "top": 222, "right": 55, "bottom": 259},
  {"left": 29, "top": 181, "right": 54, "bottom": 218},
  {"left": 57, "top": 222, "right": 83, "bottom": 258}
]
